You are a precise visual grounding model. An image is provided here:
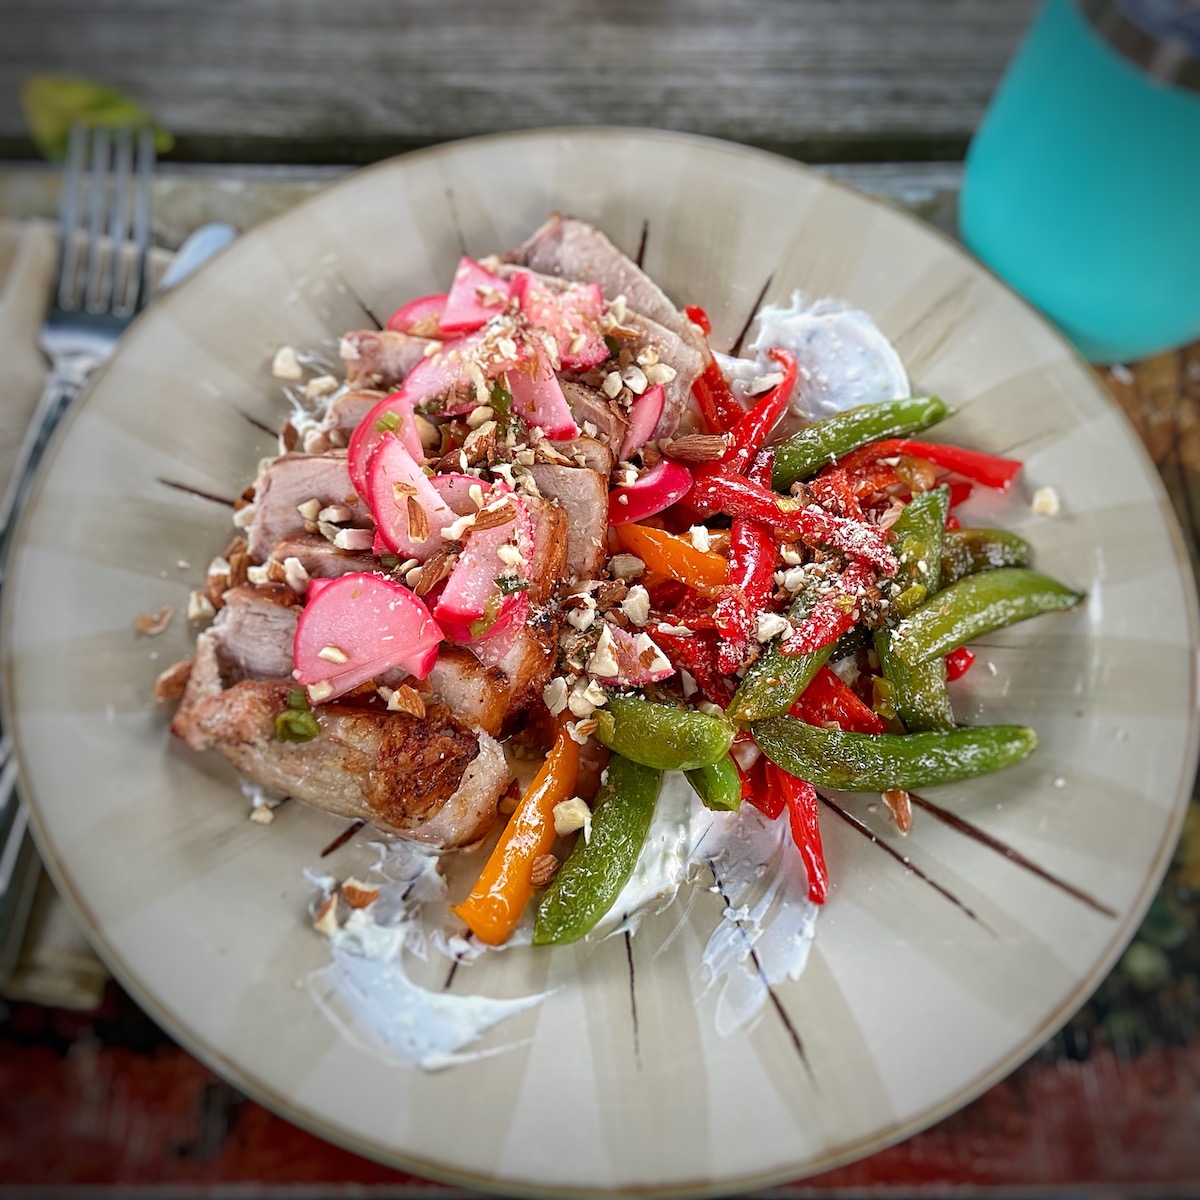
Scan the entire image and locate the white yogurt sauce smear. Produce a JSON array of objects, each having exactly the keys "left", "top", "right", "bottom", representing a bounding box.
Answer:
[
  {"left": 305, "top": 781, "right": 817, "bottom": 1068},
  {"left": 719, "top": 292, "right": 910, "bottom": 419}
]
